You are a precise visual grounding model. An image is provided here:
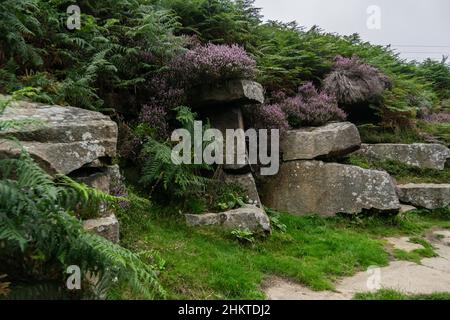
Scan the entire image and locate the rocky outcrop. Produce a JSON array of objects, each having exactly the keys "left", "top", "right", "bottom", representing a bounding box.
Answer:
[
  {"left": 357, "top": 144, "right": 450, "bottom": 170},
  {"left": 397, "top": 184, "right": 450, "bottom": 210},
  {"left": 191, "top": 79, "right": 264, "bottom": 107},
  {"left": 0, "top": 99, "right": 117, "bottom": 175},
  {"left": 186, "top": 205, "right": 271, "bottom": 235},
  {"left": 281, "top": 122, "right": 361, "bottom": 161},
  {"left": 0, "top": 98, "right": 121, "bottom": 242},
  {"left": 260, "top": 161, "right": 400, "bottom": 216}
]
